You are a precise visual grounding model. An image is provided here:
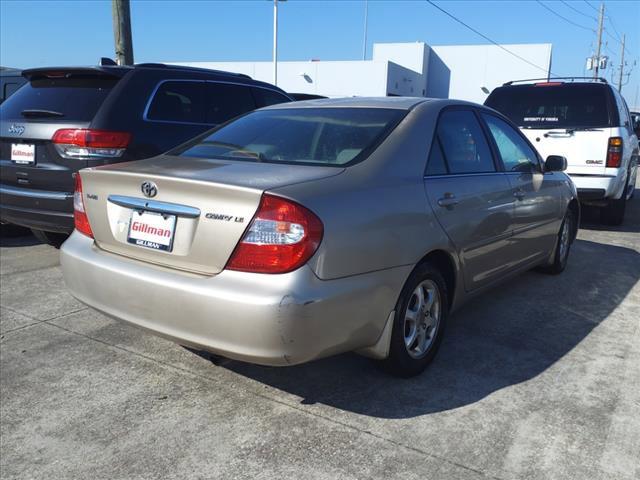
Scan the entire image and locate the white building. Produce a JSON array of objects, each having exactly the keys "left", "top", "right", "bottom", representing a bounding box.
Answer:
[{"left": 170, "top": 42, "right": 552, "bottom": 103}]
